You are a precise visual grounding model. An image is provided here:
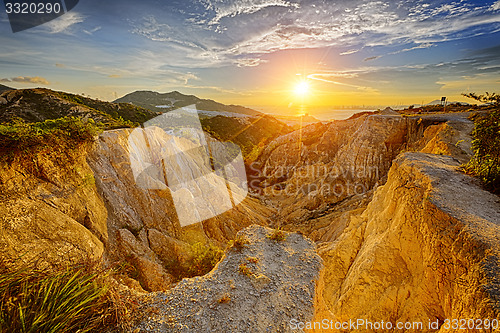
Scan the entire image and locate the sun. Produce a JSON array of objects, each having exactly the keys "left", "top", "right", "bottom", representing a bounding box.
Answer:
[{"left": 294, "top": 80, "right": 310, "bottom": 97}]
